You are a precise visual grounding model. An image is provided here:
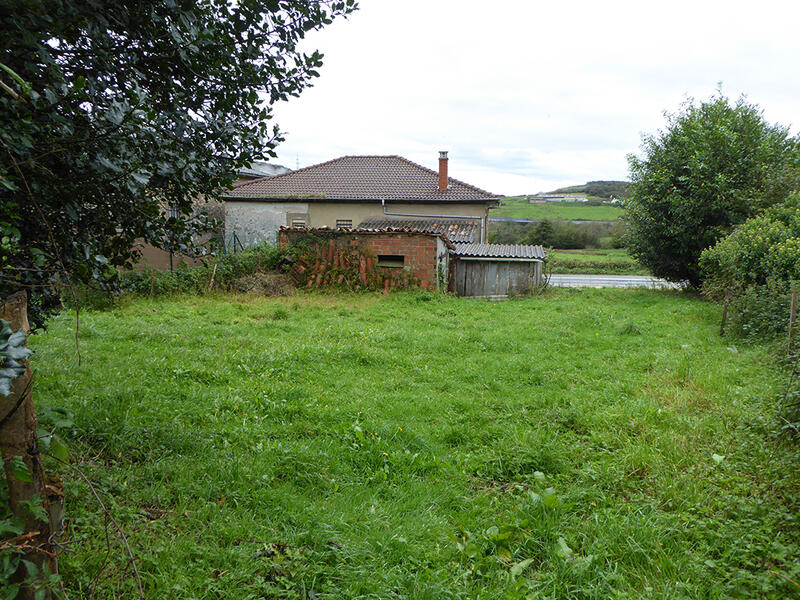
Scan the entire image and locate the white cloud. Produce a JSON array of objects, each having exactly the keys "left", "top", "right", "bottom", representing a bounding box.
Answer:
[{"left": 270, "top": 0, "right": 800, "bottom": 194}]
